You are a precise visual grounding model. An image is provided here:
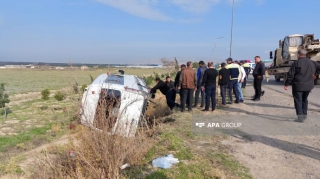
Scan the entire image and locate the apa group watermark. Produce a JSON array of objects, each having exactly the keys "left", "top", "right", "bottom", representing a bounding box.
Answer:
[{"left": 195, "top": 122, "right": 242, "bottom": 128}]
